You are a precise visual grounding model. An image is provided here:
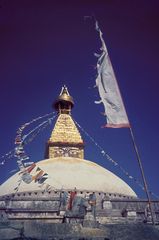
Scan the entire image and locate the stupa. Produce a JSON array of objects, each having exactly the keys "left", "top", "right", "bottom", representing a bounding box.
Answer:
[
  {"left": 0, "top": 86, "right": 136, "bottom": 198},
  {"left": 0, "top": 86, "right": 159, "bottom": 240}
]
